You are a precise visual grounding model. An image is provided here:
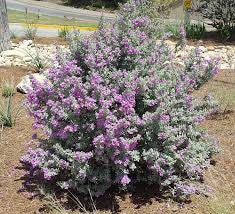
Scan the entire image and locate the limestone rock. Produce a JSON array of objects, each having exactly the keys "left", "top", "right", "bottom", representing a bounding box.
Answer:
[
  {"left": 1, "top": 49, "right": 27, "bottom": 59},
  {"left": 16, "top": 72, "right": 47, "bottom": 94},
  {"left": 23, "top": 56, "right": 32, "bottom": 63}
]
